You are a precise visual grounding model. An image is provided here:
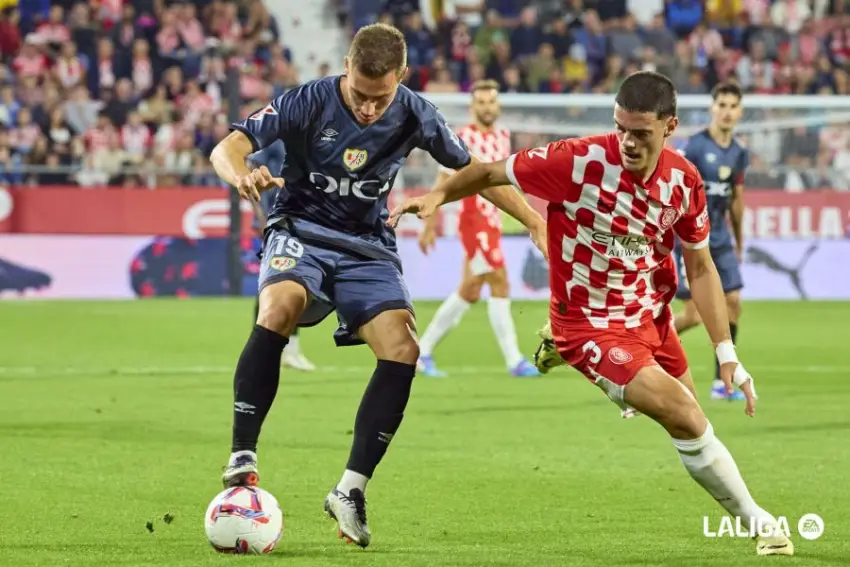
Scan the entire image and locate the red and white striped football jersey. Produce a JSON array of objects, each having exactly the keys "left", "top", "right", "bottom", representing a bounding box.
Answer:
[
  {"left": 442, "top": 124, "right": 512, "bottom": 232},
  {"left": 506, "top": 133, "right": 710, "bottom": 329}
]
